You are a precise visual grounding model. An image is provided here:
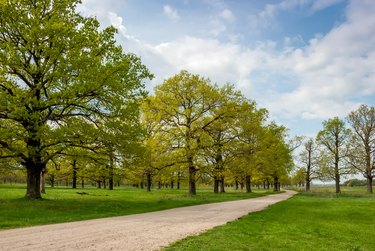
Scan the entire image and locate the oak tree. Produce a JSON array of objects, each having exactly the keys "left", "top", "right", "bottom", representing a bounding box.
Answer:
[{"left": 0, "top": 0, "right": 151, "bottom": 198}]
